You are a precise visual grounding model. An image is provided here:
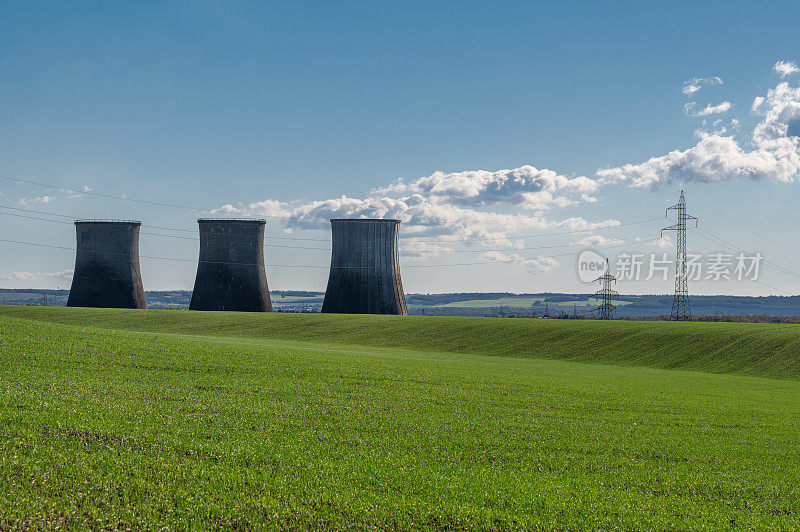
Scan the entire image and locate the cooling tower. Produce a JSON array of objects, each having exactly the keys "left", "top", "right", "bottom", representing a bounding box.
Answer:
[
  {"left": 66, "top": 220, "right": 147, "bottom": 309},
  {"left": 189, "top": 218, "right": 273, "bottom": 312},
  {"left": 322, "top": 219, "right": 407, "bottom": 315}
]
